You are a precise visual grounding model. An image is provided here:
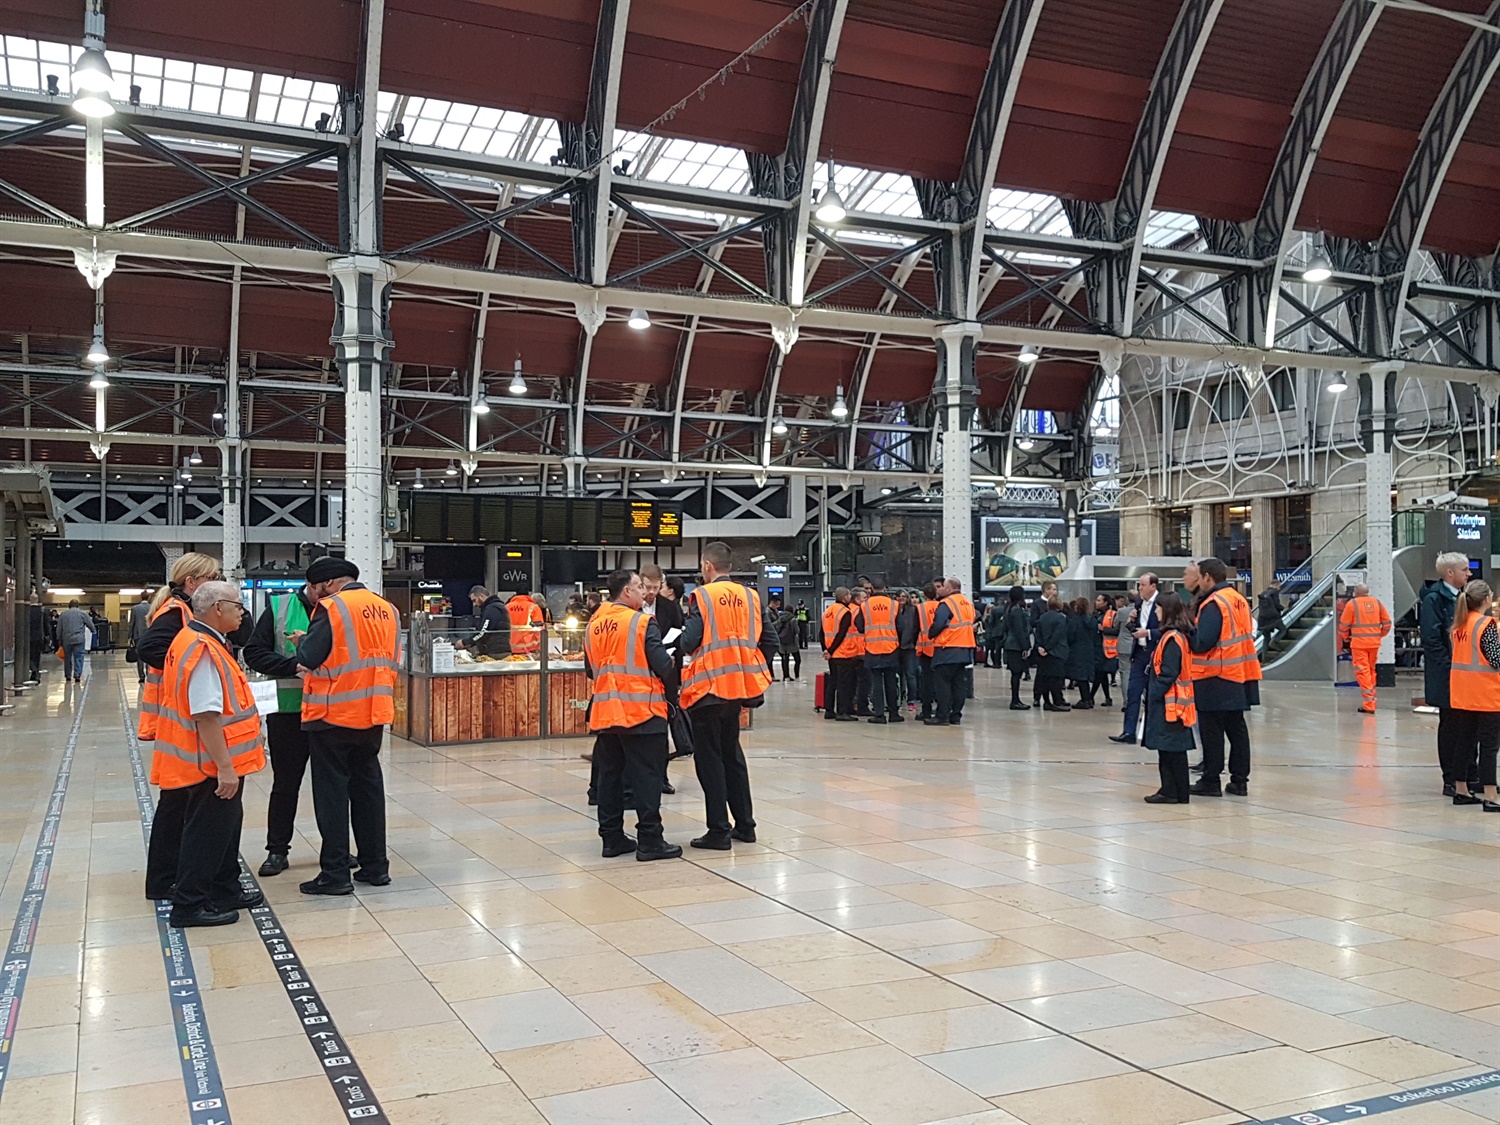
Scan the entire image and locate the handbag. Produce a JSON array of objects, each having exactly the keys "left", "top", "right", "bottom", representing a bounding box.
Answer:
[
  {"left": 54, "top": 646, "right": 64, "bottom": 660},
  {"left": 124, "top": 644, "right": 138, "bottom": 664},
  {"left": 667, "top": 703, "right": 694, "bottom": 759}
]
